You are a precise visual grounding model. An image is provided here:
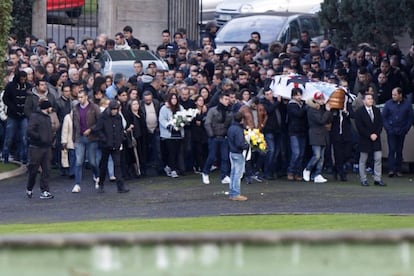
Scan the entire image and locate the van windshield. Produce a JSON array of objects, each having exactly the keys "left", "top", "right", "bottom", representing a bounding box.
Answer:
[{"left": 216, "top": 16, "right": 287, "bottom": 44}]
